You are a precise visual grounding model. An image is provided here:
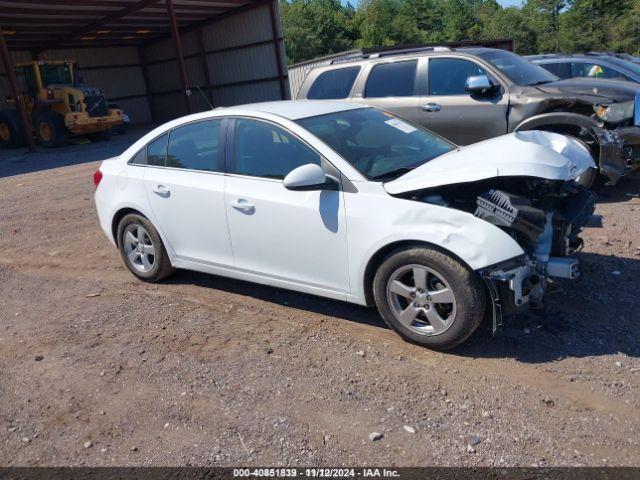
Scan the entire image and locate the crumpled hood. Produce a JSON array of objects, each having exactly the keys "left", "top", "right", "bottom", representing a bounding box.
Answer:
[
  {"left": 384, "top": 130, "right": 596, "bottom": 194},
  {"left": 533, "top": 77, "right": 639, "bottom": 103}
]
